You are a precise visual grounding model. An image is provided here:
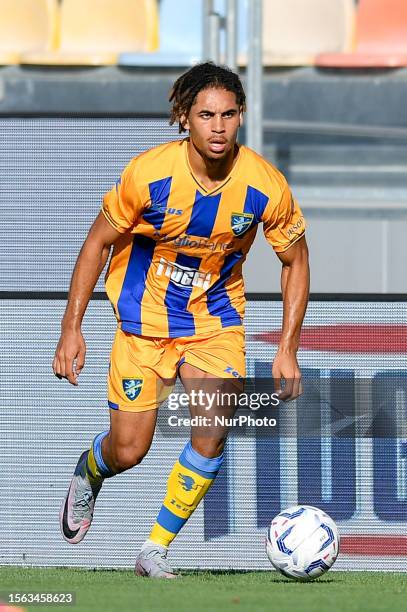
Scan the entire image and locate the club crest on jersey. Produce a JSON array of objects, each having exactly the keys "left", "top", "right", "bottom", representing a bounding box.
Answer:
[
  {"left": 231, "top": 212, "right": 254, "bottom": 236},
  {"left": 122, "top": 378, "right": 143, "bottom": 401}
]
